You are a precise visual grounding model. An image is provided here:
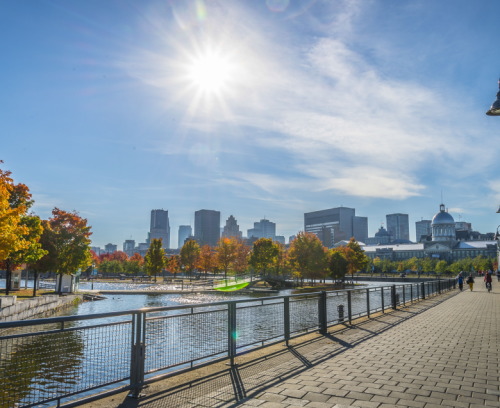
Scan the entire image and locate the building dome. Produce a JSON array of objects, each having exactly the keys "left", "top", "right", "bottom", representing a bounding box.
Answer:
[
  {"left": 432, "top": 210, "right": 455, "bottom": 225},
  {"left": 431, "top": 204, "right": 456, "bottom": 242},
  {"left": 375, "top": 226, "right": 390, "bottom": 237}
]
